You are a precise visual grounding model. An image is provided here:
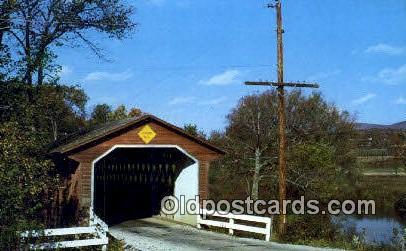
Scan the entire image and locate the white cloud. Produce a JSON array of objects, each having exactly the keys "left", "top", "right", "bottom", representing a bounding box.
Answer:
[
  {"left": 60, "top": 65, "right": 73, "bottom": 77},
  {"left": 362, "top": 64, "right": 406, "bottom": 85},
  {"left": 364, "top": 43, "right": 406, "bottom": 55},
  {"left": 306, "top": 69, "right": 341, "bottom": 81},
  {"left": 83, "top": 70, "right": 133, "bottom": 82},
  {"left": 352, "top": 93, "right": 376, "bottom": 105},
  {"left": 395, "top": 97, "right": 406, "bottom": 105},
  {"left": 199, "top": 69, "right": 241, "bottom": 86},
  {"left": 169, "top": 96, "right": 195, "bottom": 105},
  {"left": 198, "top": 96, "right": 227, "bottom": 106}
]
